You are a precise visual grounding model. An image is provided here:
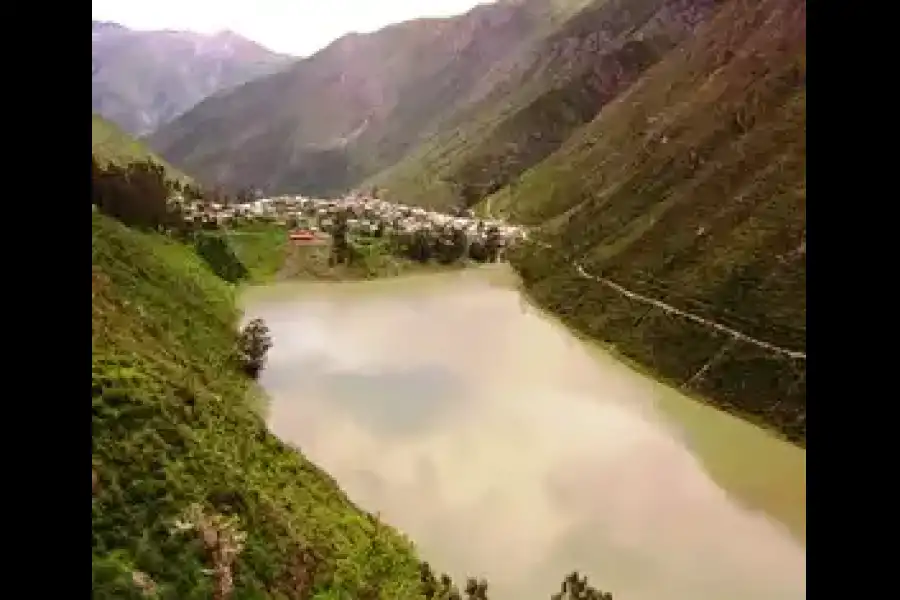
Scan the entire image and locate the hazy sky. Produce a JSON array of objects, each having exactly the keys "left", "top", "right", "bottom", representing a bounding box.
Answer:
[{"left": 91, "top": 0, "right": 491, "bottom": 56}]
